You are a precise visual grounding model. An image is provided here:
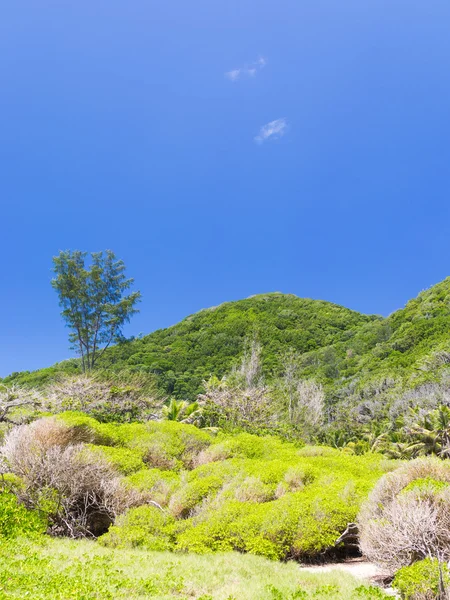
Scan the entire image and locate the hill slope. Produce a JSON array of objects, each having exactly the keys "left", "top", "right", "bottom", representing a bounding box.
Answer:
[{"left": 5, "top": 279, "right": 450, "bottom": 404}]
